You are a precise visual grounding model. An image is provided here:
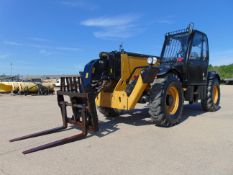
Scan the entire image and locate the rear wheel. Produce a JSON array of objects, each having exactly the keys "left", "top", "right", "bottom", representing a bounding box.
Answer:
[
  {"left": 201, "top": 78, "right": 220, "bottom": 111},
  {"left": 149, "top": 74, "right": 184, "bottom": 127},
  {"left": 97, "top": 107, "right": 120, "bottom": 118}
]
